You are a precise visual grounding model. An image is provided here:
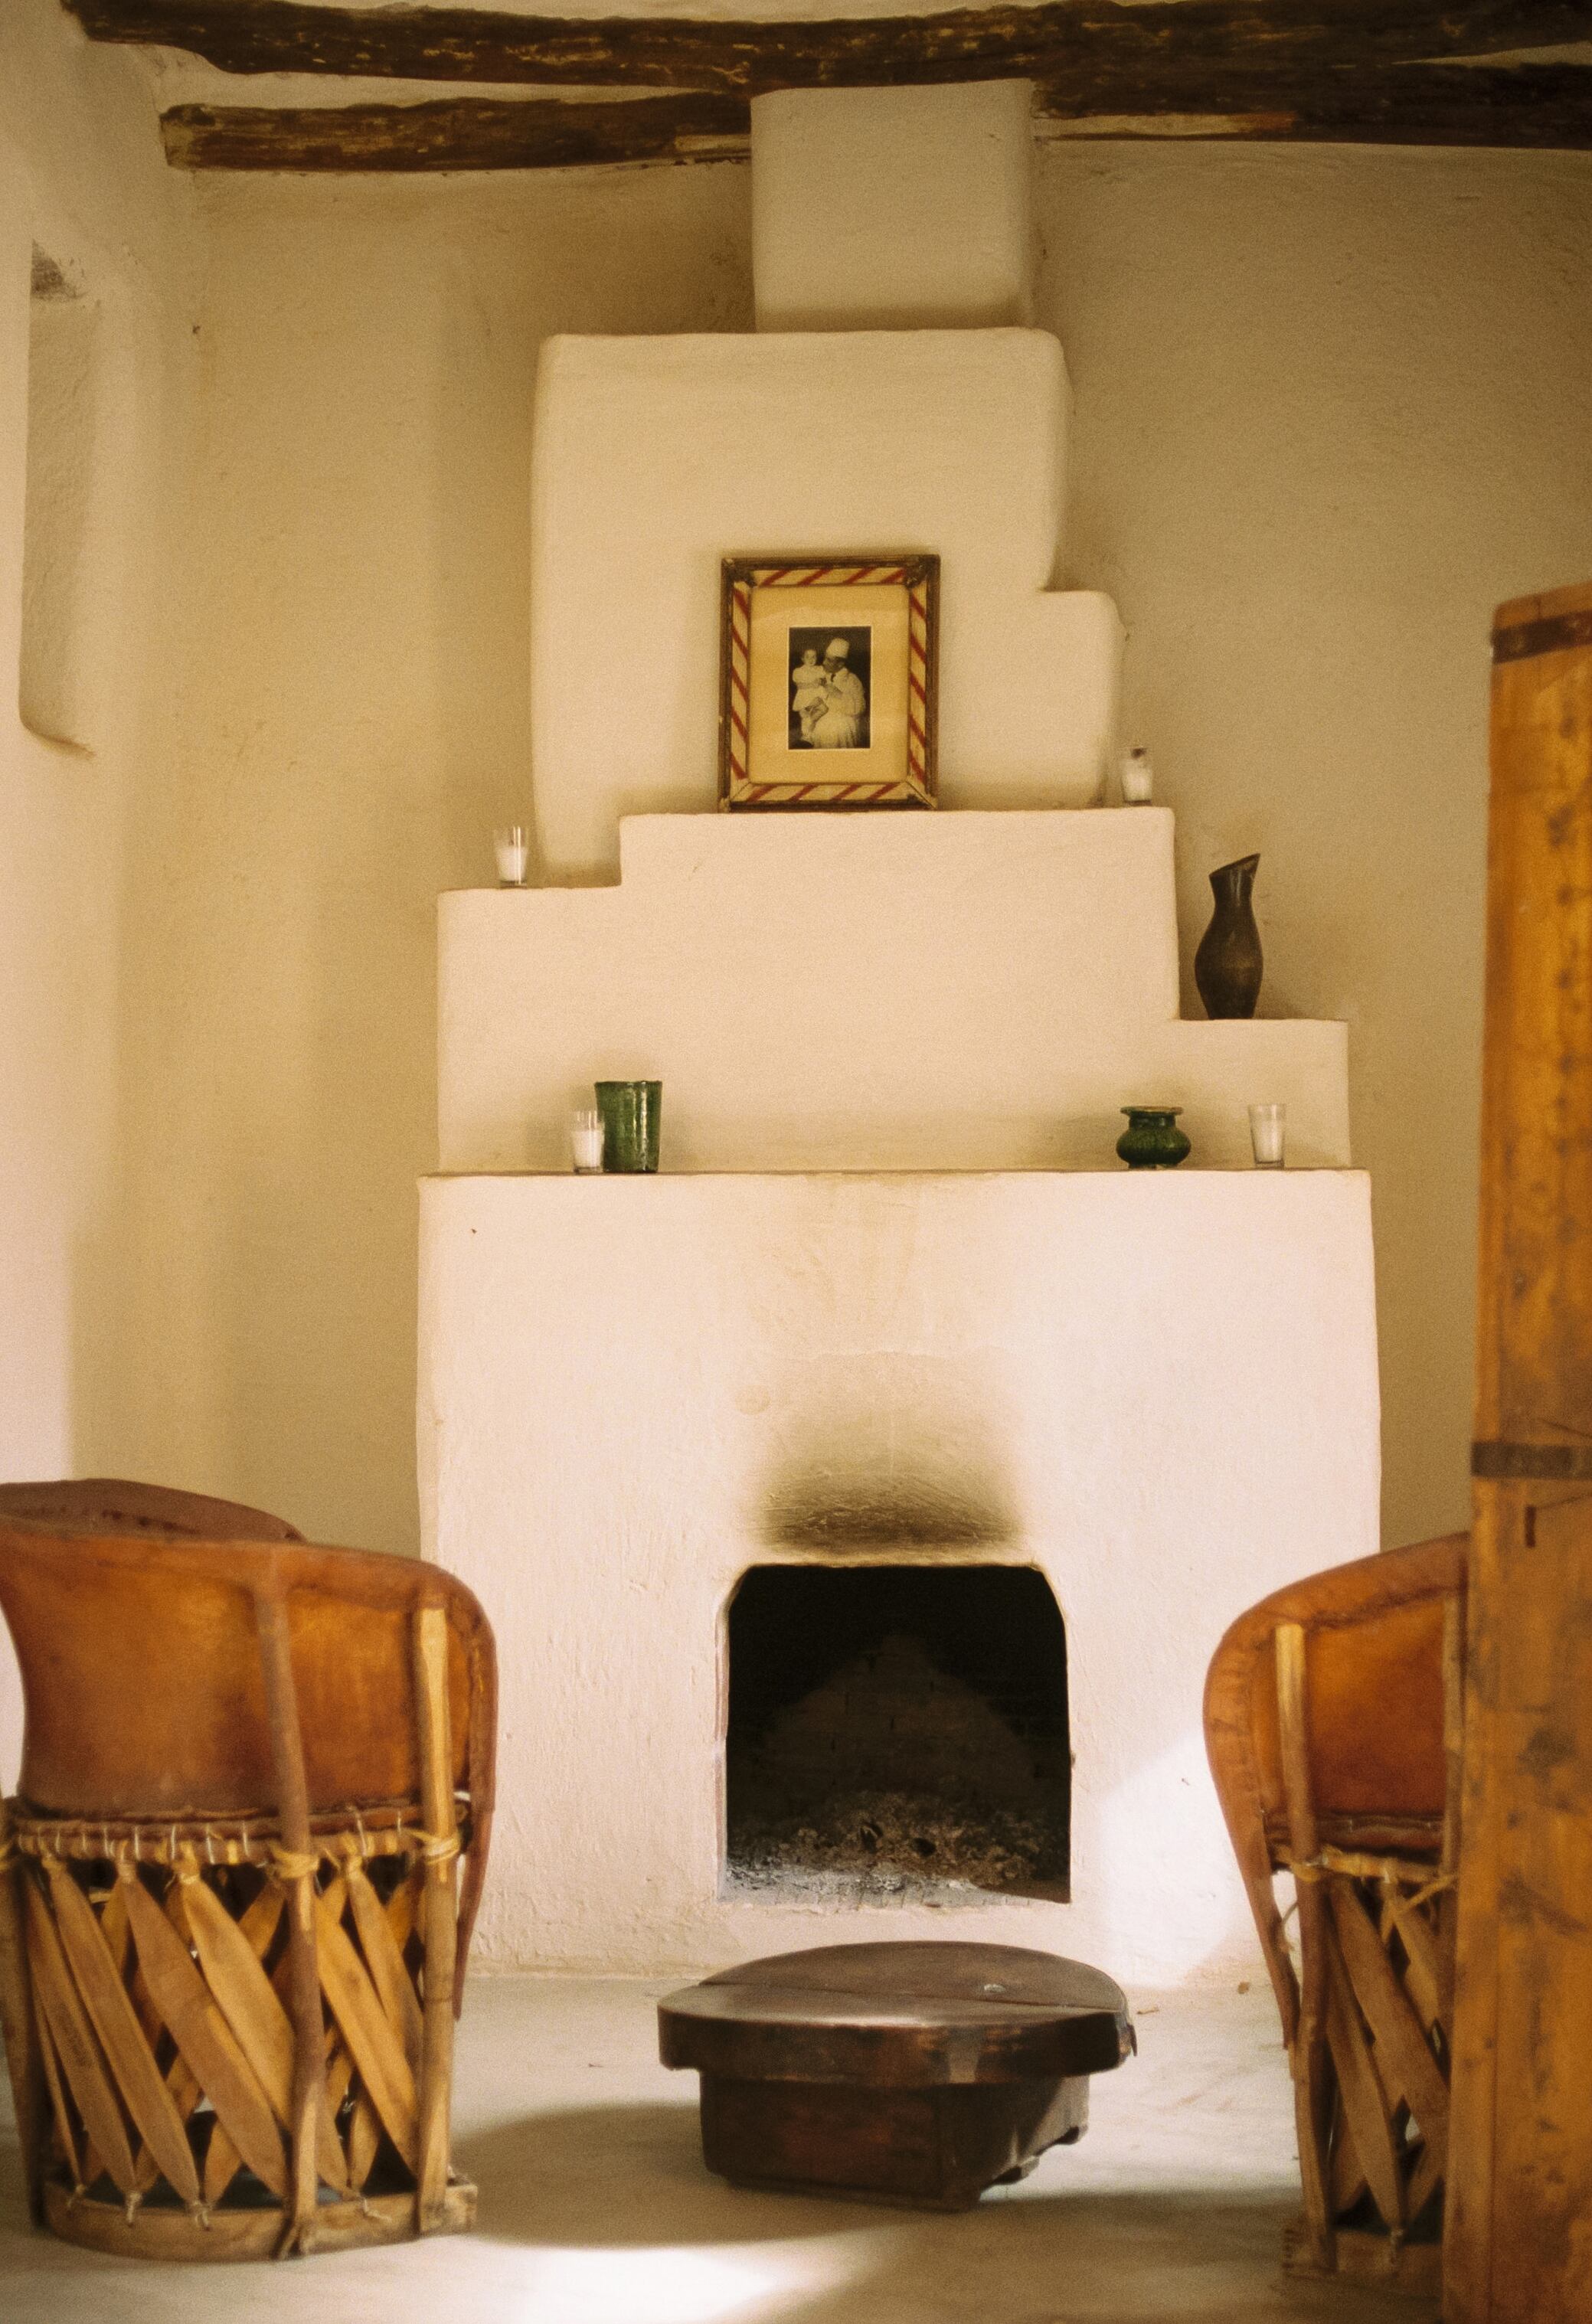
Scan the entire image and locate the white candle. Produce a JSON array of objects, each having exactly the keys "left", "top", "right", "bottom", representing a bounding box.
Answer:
[
  {"left": 495, "top": 826, "right": 530, "bottom": 886},
  {"left": 1120, "top": 747, "right": 1154, "bottom": 806},
  {"left": 1249, "top": 1103, "right": 1286, "bottom": 1168},
  {"left": 570, "top": 1110, "right": 604, "bottom": 1173}
]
